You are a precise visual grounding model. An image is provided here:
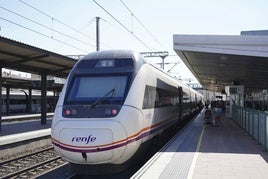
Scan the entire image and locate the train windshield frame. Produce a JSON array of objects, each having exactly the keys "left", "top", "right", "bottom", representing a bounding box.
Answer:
[{"left": 64, "top": 73, "right": 132, "bottom": 105}]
